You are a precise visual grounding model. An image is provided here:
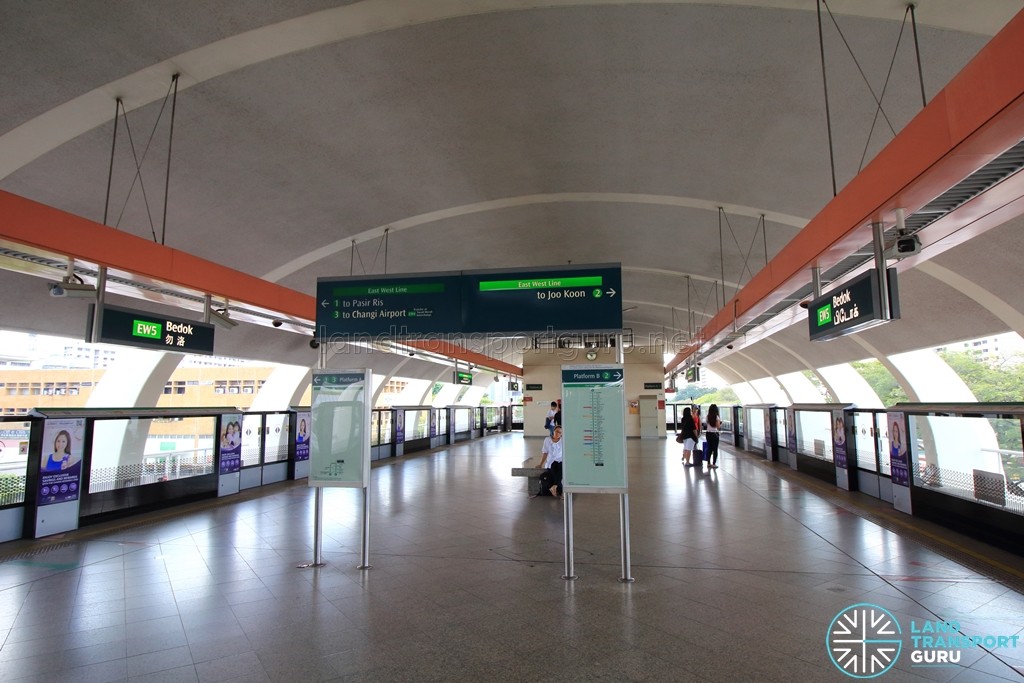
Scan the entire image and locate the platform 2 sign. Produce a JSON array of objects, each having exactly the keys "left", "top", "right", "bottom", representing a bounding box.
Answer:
[
  {"left": 88, "top": 304, "right": 215, "bottom": 355},
  {"left": 462, "top": 266, "right": 622, "bottom": 334},
  {"left": 807, "top": 268, "right": 900, "bottom": 342},
  {"left": 316, "top": 264, "right": 622, "bottom": 337},
  {"left": 561, "top": 365, "right": 627, "bottom": 494},
  {"left": 309, "top": 370, "right": 370, "bottom": 488}
]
